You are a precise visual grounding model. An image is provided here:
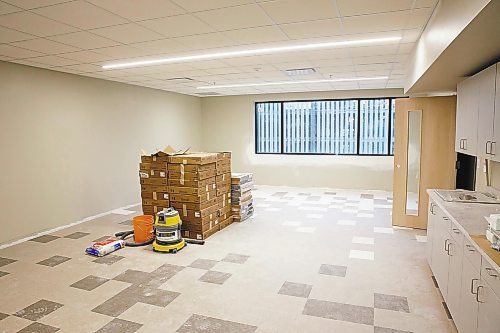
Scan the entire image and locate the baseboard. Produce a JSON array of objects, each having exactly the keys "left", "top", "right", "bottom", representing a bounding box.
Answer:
[{"left": 0, "top": 202, "right": 141, "bottom": 249}]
